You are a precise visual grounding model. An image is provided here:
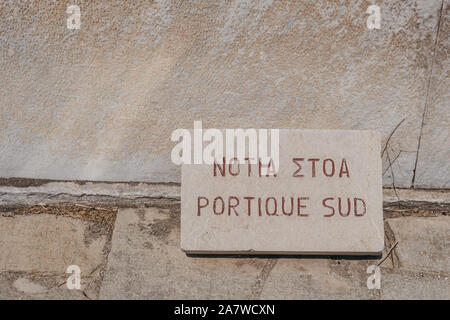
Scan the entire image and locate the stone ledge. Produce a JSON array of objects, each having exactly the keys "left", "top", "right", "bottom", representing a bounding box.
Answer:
[{"left": 1, "top": 180, "right": 449, "bottom": 206}]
